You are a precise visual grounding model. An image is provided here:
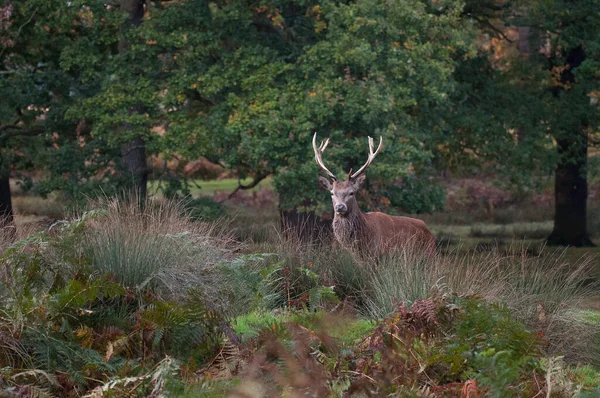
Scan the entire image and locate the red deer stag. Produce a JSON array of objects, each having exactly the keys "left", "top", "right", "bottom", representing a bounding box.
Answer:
[{"left": 313, "top": 133, "right": 435, "bottom": 257}]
